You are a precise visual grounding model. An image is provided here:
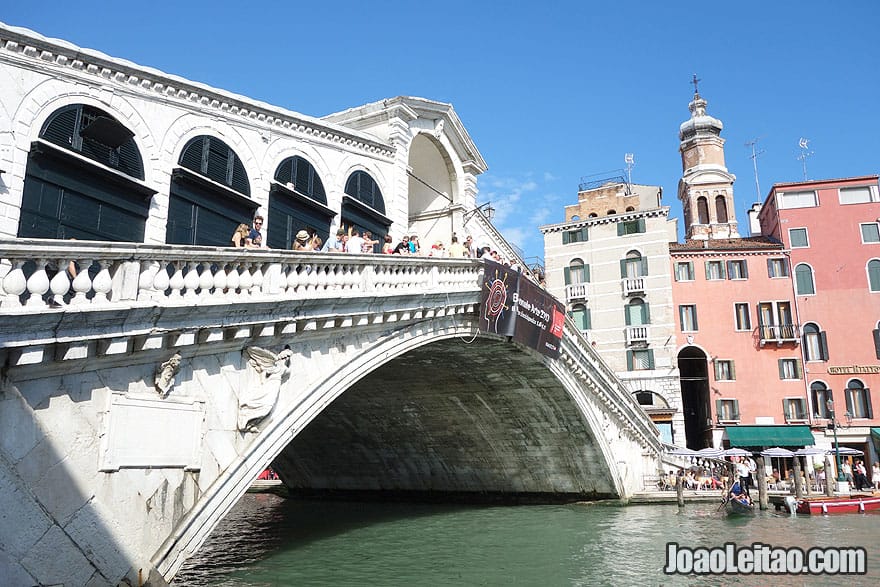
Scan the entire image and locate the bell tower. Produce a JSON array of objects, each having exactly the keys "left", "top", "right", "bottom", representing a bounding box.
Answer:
[{"left": 677, "top": 76, "right": 739, "bottom": 240}]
